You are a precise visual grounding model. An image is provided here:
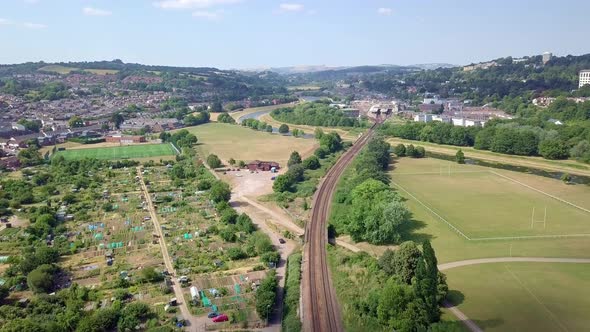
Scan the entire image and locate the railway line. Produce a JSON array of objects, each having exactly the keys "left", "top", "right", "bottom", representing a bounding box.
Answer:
[{"left": 303, "top": 122, "right": 378, "bottom": 332}]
